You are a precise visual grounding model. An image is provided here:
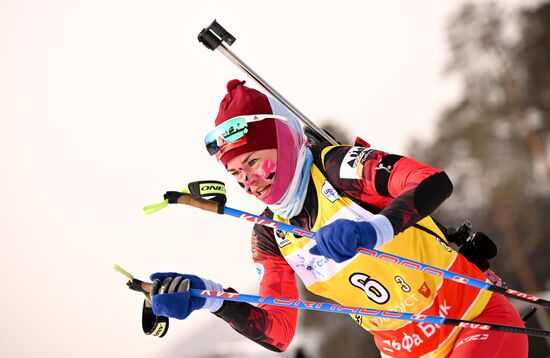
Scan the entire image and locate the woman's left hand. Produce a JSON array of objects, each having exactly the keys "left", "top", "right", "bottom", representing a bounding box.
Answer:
[{"left": 309, "top": 215, "right": 394, "bottom": 263}]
